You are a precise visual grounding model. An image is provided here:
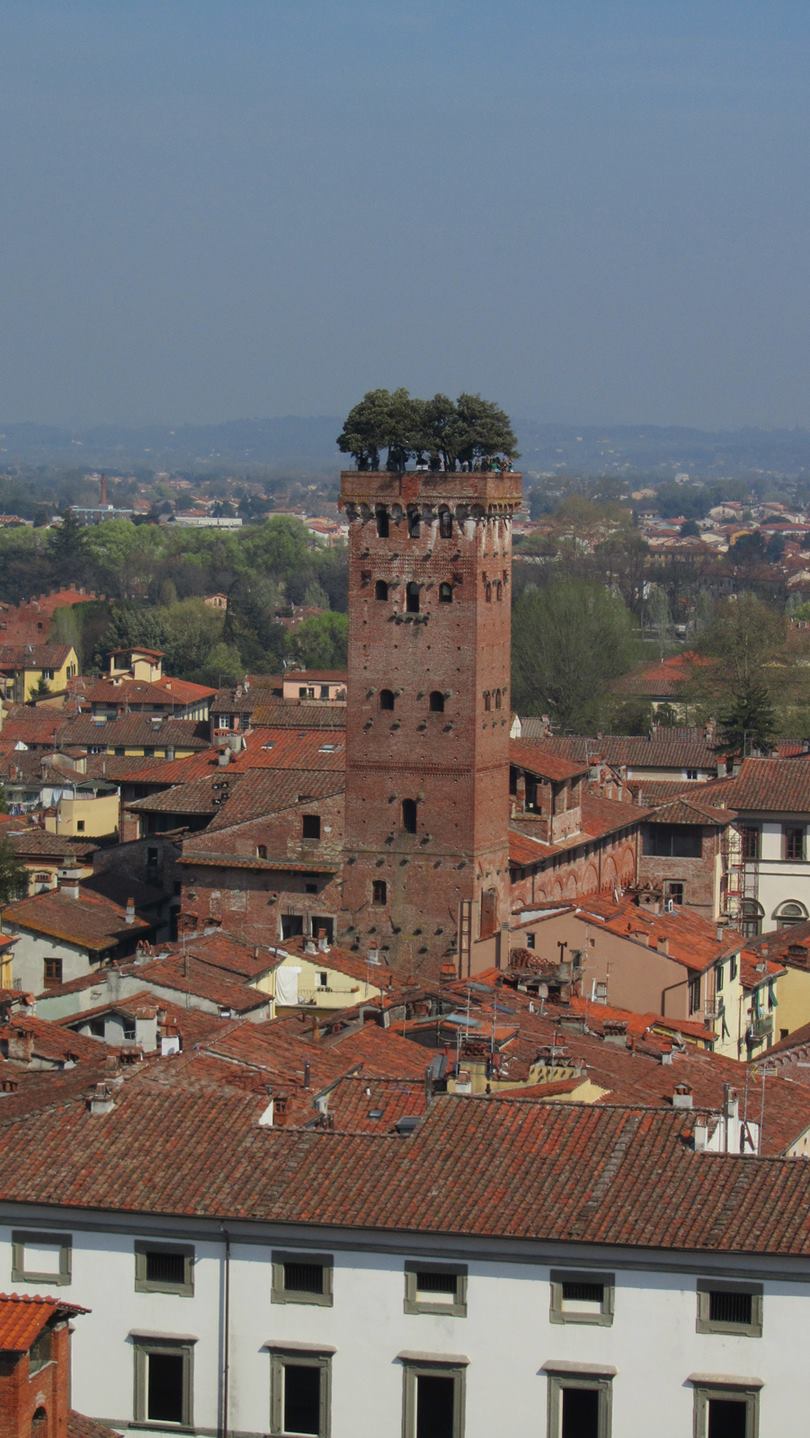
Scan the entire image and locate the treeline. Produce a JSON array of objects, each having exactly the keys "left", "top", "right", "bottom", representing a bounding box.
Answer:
[
  {"left": 0, "top": 514, "right": 348, "bottom": 685},
  {"left": 337, "top": 389, "right": 517, "bottom": 472}
]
